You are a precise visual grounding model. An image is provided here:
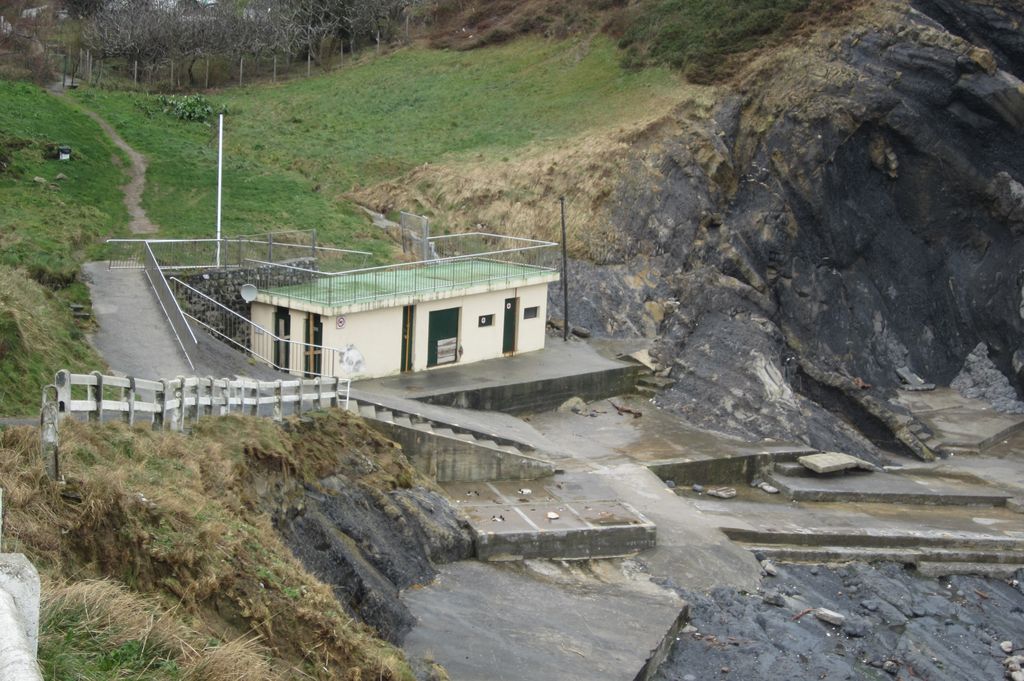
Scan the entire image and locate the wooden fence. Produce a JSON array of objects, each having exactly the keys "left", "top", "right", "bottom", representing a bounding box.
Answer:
[{"left": 45, "top": 369, "right": 350, "bottom": 431}]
